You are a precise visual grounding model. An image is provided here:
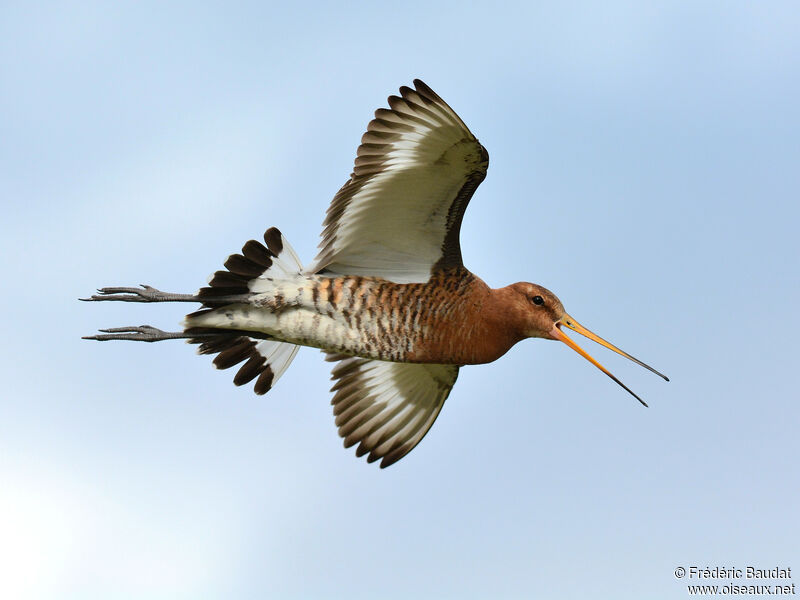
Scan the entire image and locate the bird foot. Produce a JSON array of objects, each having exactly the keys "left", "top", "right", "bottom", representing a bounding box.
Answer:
[
  {"left": 82, "top": 325, "right": 187, "bottom": 342},
  {"left": 80, "top": 285, "right": 199, "bottom": 303}
]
